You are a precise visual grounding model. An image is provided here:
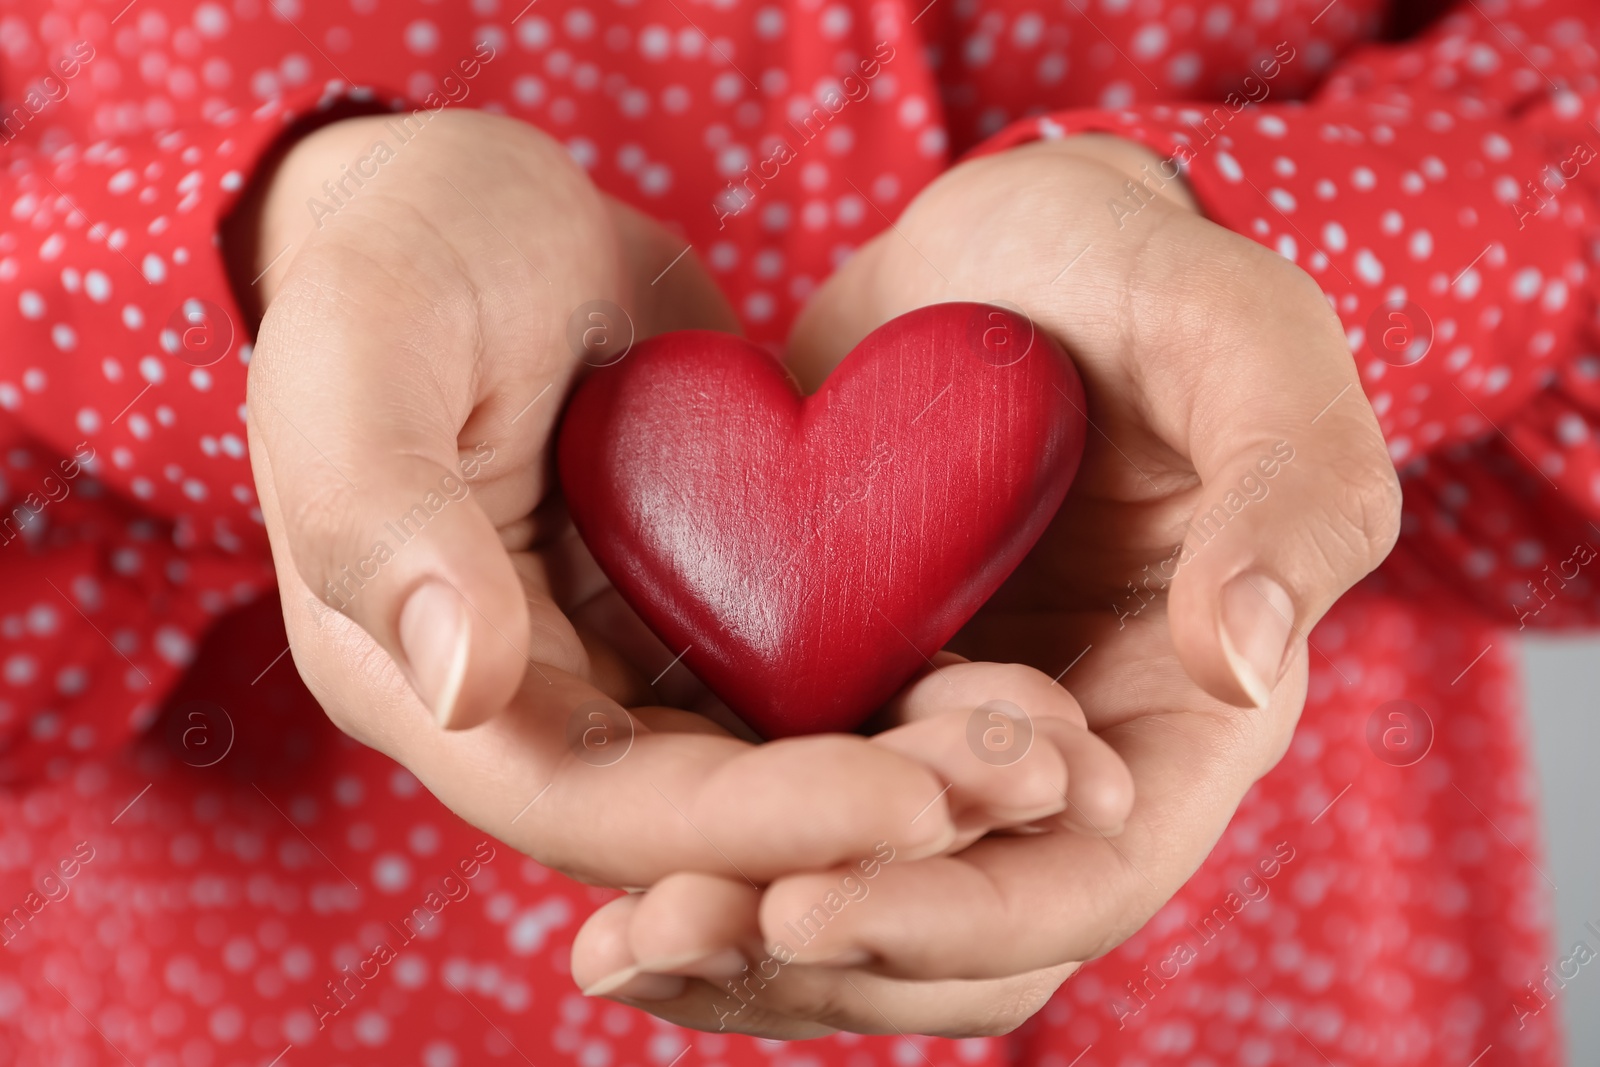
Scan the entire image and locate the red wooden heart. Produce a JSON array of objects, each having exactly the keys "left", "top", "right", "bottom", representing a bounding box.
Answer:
[{"left": 557, "top": 302, "right": 1087, "bottom": 738}]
